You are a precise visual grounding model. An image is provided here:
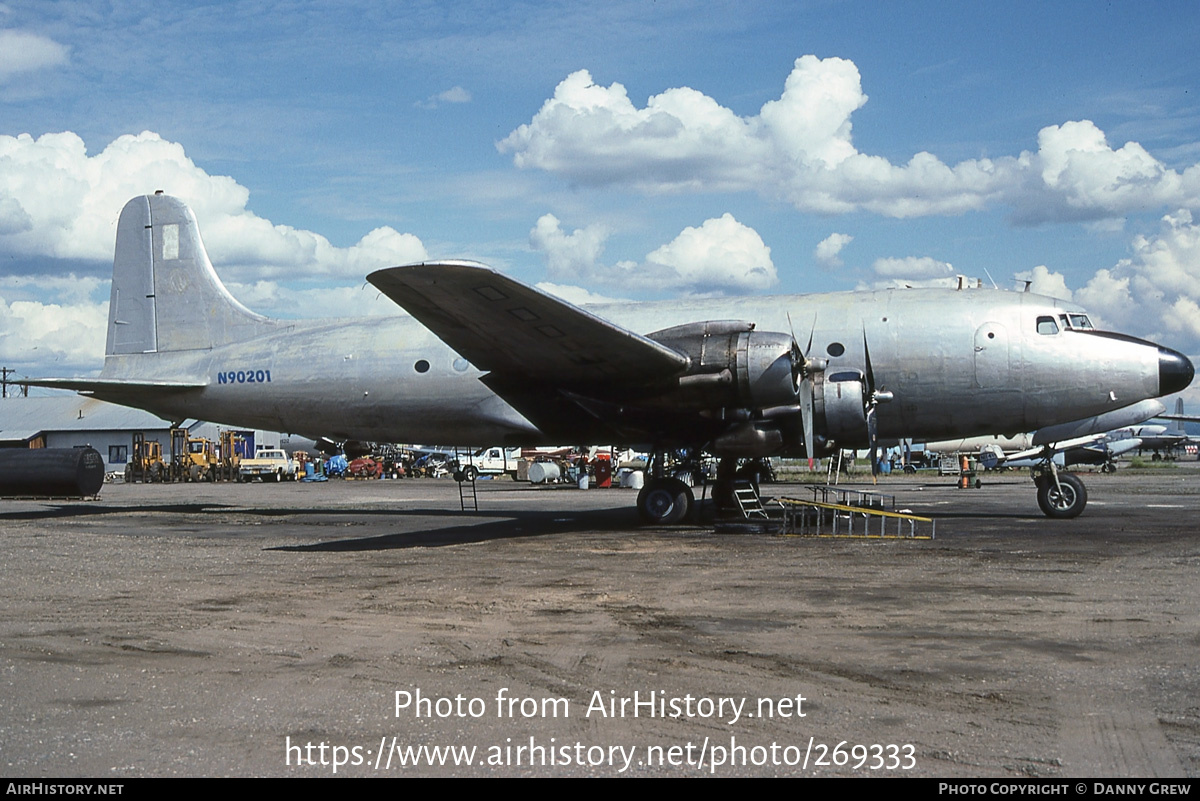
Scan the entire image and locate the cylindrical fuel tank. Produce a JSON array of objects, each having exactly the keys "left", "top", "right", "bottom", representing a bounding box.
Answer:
[
  {"left": 0, "top": 448, "right": 105, "bottom": 497},
  {"left": 527, "top": 462, "right": 561, "bottom": 484}
]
